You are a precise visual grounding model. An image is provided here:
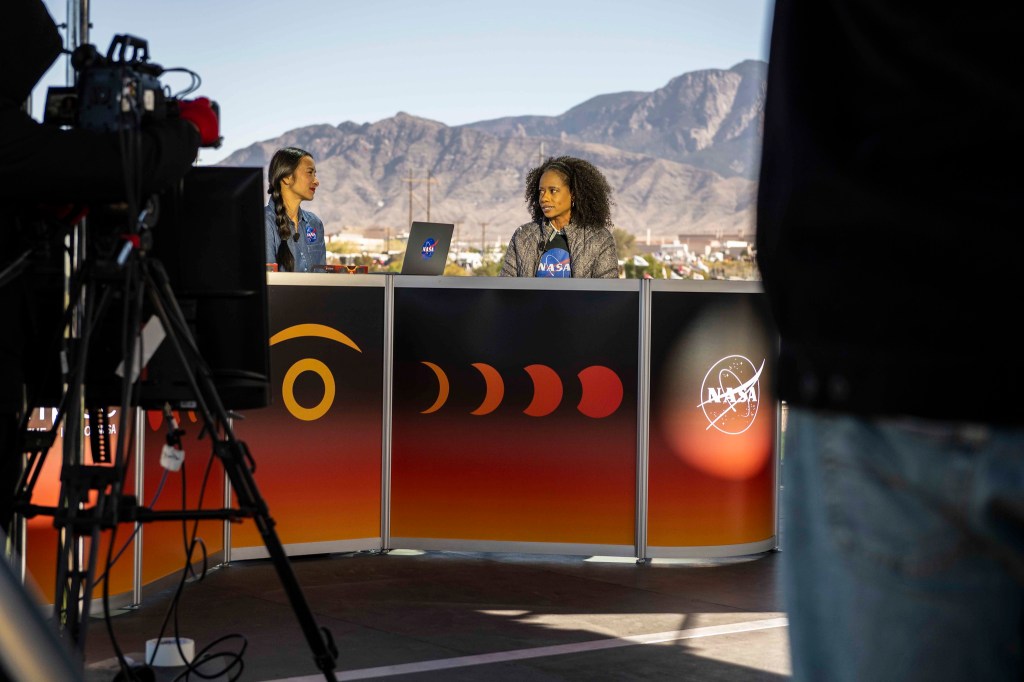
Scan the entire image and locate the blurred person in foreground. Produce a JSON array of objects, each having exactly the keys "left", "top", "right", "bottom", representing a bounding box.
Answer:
[
  {"left": 0, "top": 0, "right": 214, "bottom": 541},
  {"left": 501, "top": 155, "right": 618, "bottom": 278},
  {"left": 264, "top": 146, "right": 327, "bottom": 273},
  {"left": 756, "top": 0, "right": 1023, "bottom": 680}
]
